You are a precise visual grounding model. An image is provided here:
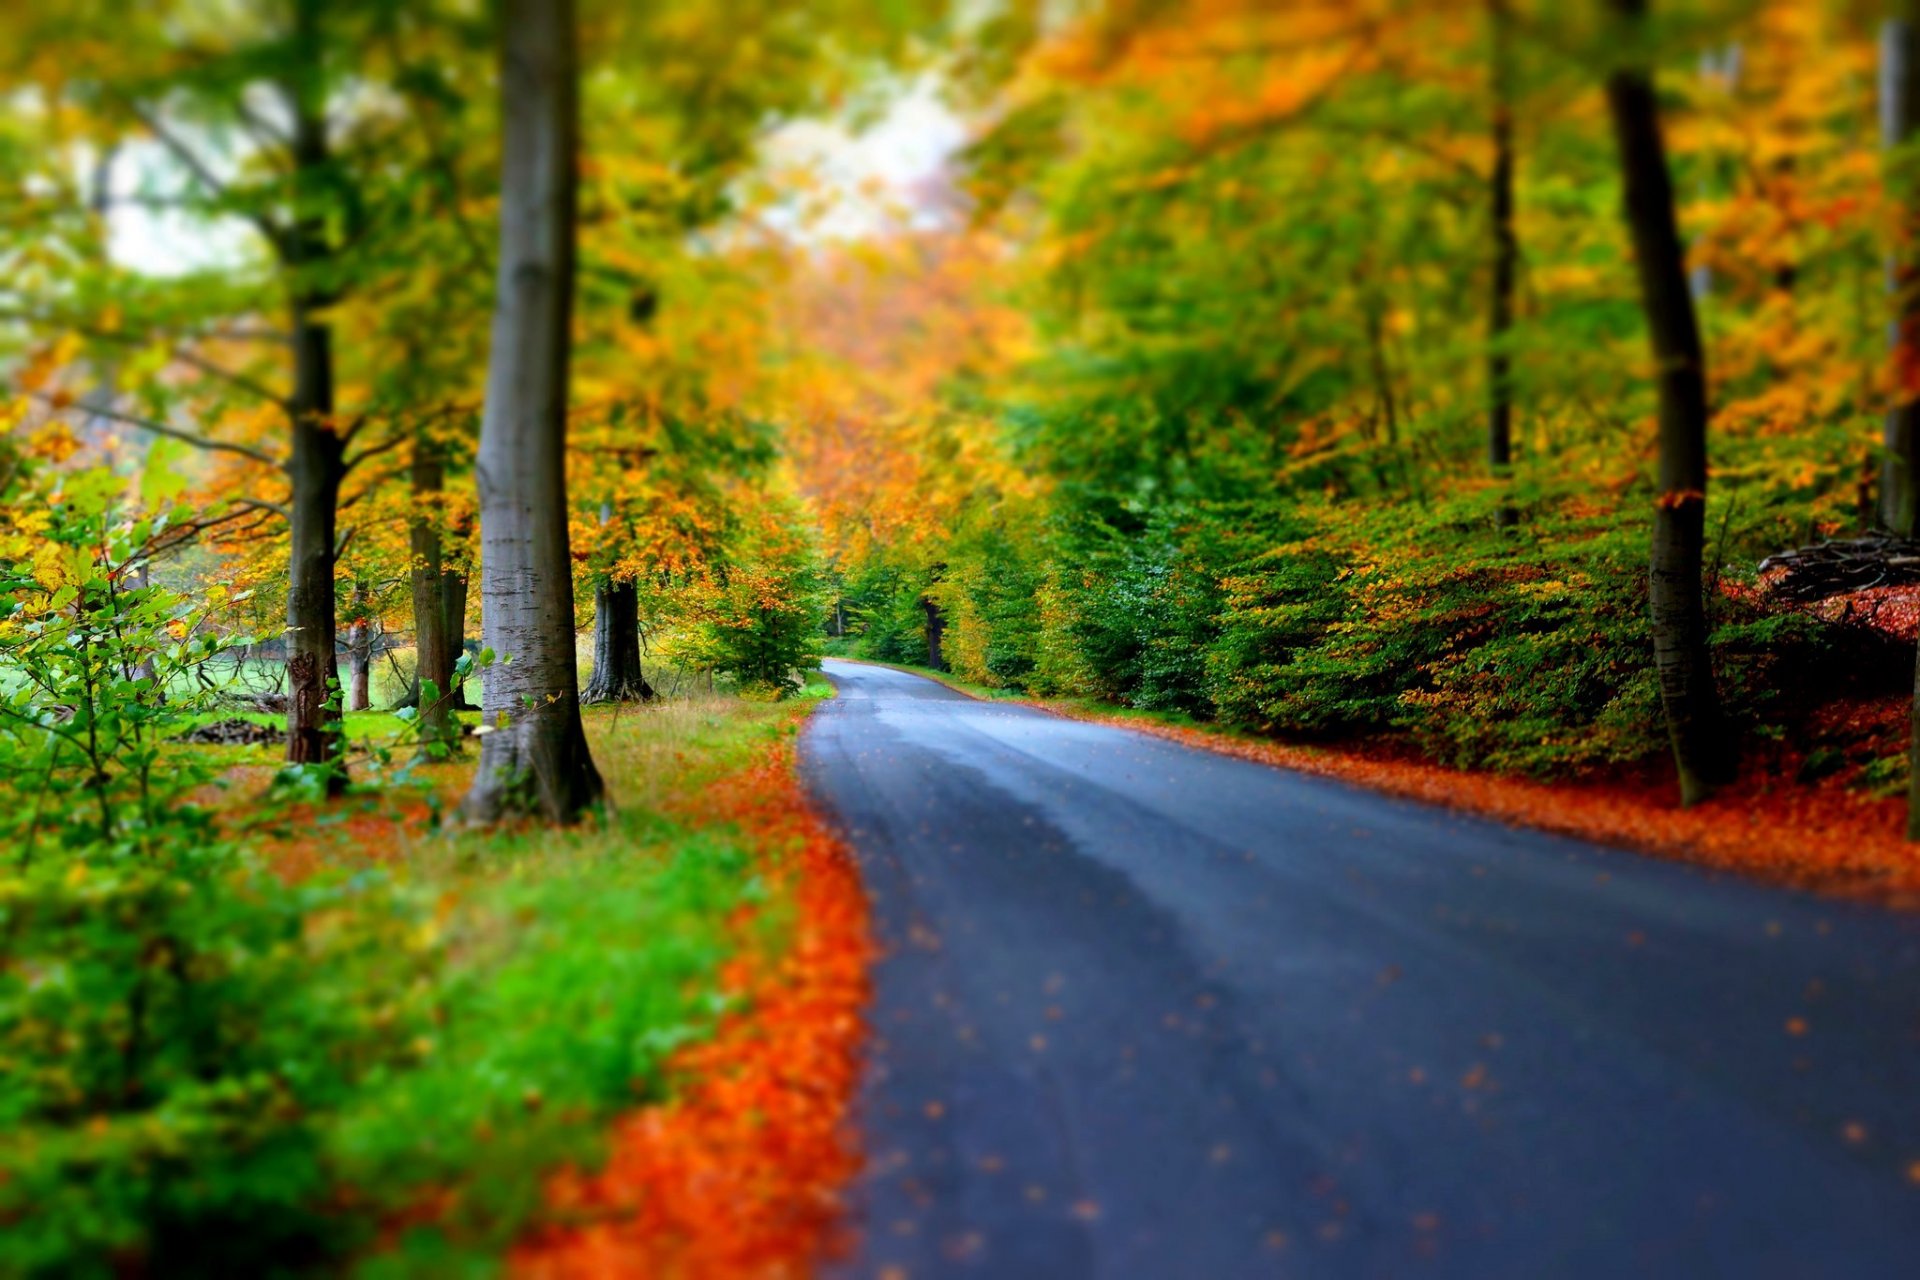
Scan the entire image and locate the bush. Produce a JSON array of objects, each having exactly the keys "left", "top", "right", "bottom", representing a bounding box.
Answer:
[
  {"left": 0, "top": 847, "right": 434, "bottom": 1276},
  {"left": 666, "top": 501, "right": 827, "bottom": 696}
]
